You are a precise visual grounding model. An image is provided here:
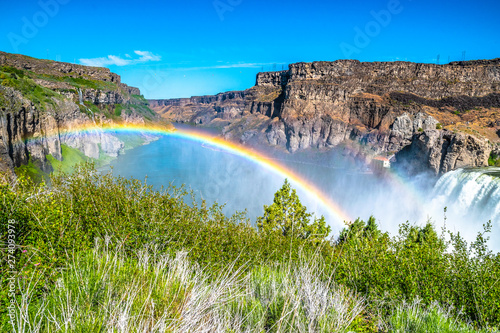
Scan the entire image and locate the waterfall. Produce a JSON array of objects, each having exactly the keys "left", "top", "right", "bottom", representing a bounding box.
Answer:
[
  {"left": 78, "top": 88, "right": 83, "bottom": 105},
  {"left": 77, "top": 88, "right": 97, "bottom": 125},
  {"left": 430, "top": 168, "right": 500, "bottom": 225}
]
